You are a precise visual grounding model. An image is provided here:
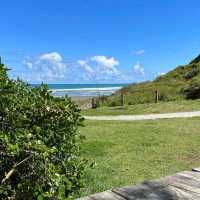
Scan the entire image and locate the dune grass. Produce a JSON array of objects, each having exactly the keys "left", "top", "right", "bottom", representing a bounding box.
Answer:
[
  {"left": 81, "top": 100, "right": 200, "bottom": 116},
  {"left": 102, "top": 61, "right": 200, "bottom": 106},
  {"left": 80, "top": 118, "right": 200, "bottom": 197}
]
